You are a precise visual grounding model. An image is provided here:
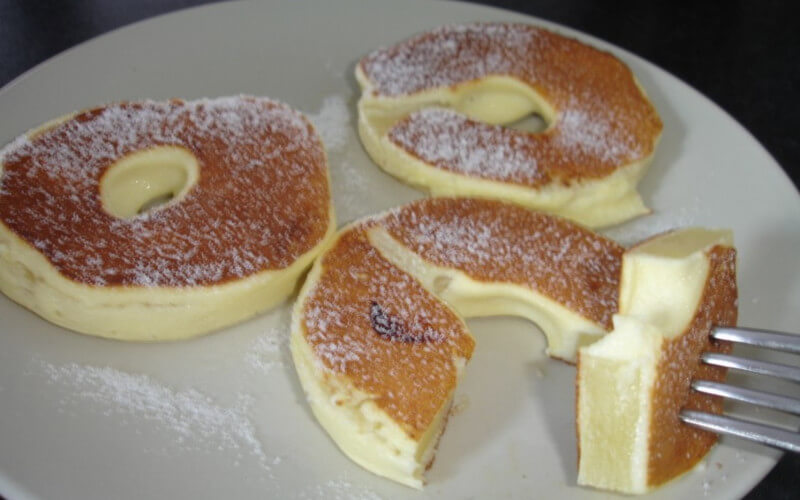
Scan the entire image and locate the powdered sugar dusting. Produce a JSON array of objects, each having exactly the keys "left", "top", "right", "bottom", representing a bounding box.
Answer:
[
  {"left": 361, "top": 23, "right": 538, "bottom": 96},
  {"left": 310, "top": 479, "right": 383, "bottom": 500},
  {"left": 301, "top": 225, "right": 474, "bottom": 437},
  {"left": 383, "top": 198, "right": 623, "bottom": 328},
  {"left": 308, "top": 95, "right": 350, "bottom": 152},
  {"left": 390, "top": 108, "right": 546, "bottom": 185},
  {"left": 39, "top": 361, "right": 269, "bottom": 466},
  {"left": 306, "top": 94, "right": 374, "bottom": 220},
  {"left": 0, "top": 96, "right": 331, "bottom": 287},
  {"left": 364, "top": 23, "right": 660, "bottom": 185},
  {"left": 387, "top": 86, "right": 648, "bottom": 188},
  {"left": 553, "top": 99, "right": 645, "bottom": 165},
  {"left": 246, "top": 325, "right": 290, "bottom": 374},
  {"left": 296, "top": 477, "right": 383, "bottom": 500},
  {"left": 298, "top": 198, "right": 623, "bottom": 436}
]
